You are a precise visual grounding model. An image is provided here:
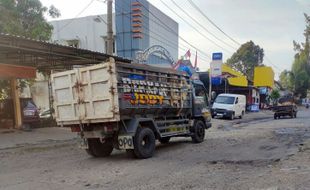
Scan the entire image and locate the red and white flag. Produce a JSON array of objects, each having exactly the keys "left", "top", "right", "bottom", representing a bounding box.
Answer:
[{"left": 184, "top": 49, "right": 191, "bottom": 59}]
